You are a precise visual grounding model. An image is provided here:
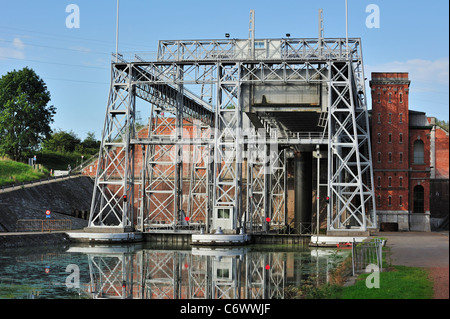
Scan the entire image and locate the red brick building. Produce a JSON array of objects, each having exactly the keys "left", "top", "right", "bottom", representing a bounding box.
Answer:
[
  {"left": 370, "top": 72, "right": 449, "bottom": 231},
  {"left": 428, "top": 117, "right": 450, "bottom": 229},
  {"left": 429, "top": 117, "right": 450, "bottom": 179}
]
